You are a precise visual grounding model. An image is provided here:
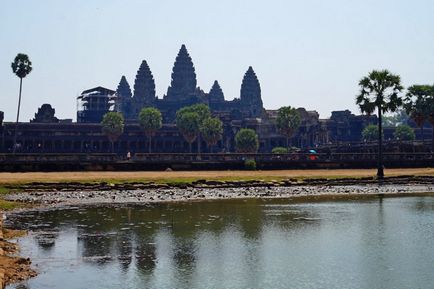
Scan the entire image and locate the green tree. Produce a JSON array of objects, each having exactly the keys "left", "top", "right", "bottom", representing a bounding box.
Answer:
[
  {"left": 235, "top": 128, "right": 259, "bottom": 153},
  {"left": 101, "top": 112, "right": 124, "bottom": 153},
  {"left": 139, "top": 107, "right": 162, "bottom": 153},
  {"left": 427, "top": 91, "right": 434, "bottom": 151},
  {"left": 276, "top": 106, "right": 301, "bottom": 148},
  {"left": 394, "top": 125, "right": 415, "bottom": 142},
  {"left": 404, "top": 85, "right": 431, "bottom": 145},
  {"left": 362, "top": 125, "right": 380, "bottom": 142},
  {"left": 176, "top": 104, "right": 211, "bottom": 153},
  {"left": 11, "top": 53, "right": 32, "bottom": 153},
  {"left": 176, "top": 111, "right": 200, "bottom": 153},
  {"left": 200, "top": 117, "right": 223, "bottom": 152},
  {"left": 356, "top": 69, "right": 403, "bottom": 179},
  {"left": 272, "top": 147, "right": 288, "bottom": 154}
]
